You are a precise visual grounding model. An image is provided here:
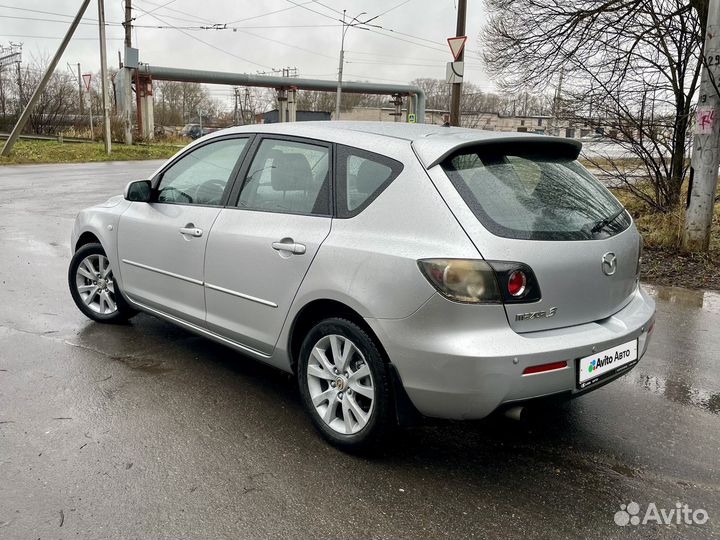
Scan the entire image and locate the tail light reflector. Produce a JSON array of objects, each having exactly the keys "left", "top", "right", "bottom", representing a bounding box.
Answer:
[{"left": 522, "top": 360, "right": 568, "bottom": 375}]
